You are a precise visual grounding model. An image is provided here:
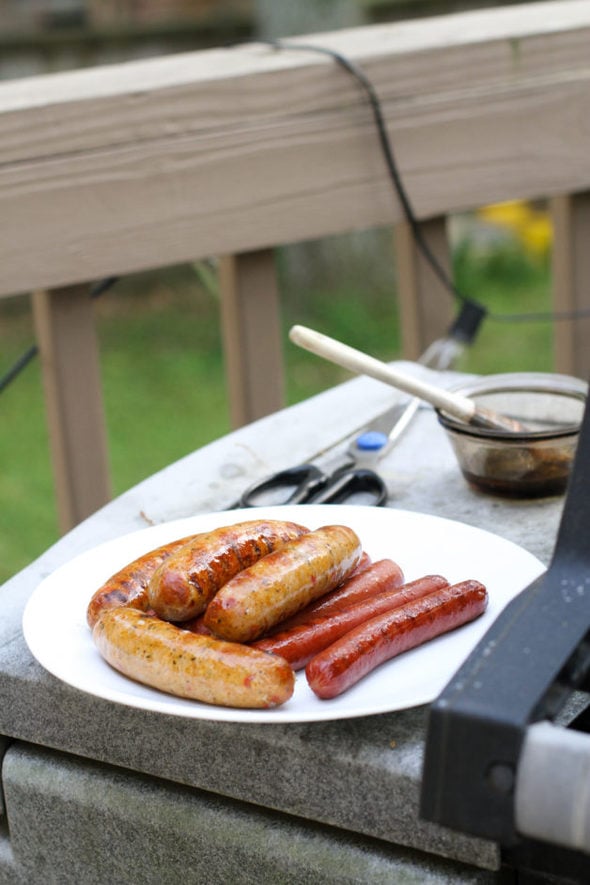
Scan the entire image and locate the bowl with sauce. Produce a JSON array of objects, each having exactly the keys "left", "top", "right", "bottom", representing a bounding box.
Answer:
[{"left": 436, "top": 372, "right": 587, "bottom": 498}]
